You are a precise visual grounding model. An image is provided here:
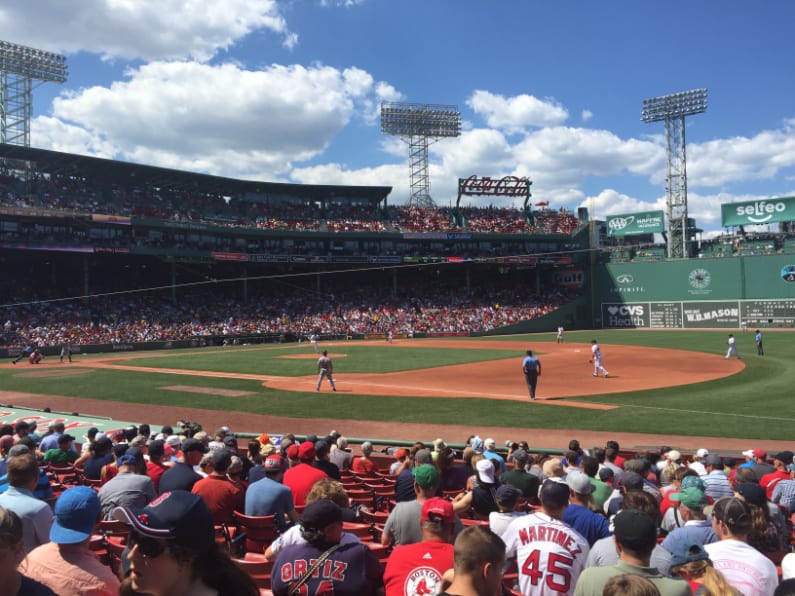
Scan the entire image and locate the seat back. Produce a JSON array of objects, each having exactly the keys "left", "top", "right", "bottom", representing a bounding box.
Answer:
[{"left": 232, "top": 511, "right": 279, "bottom": 554}]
